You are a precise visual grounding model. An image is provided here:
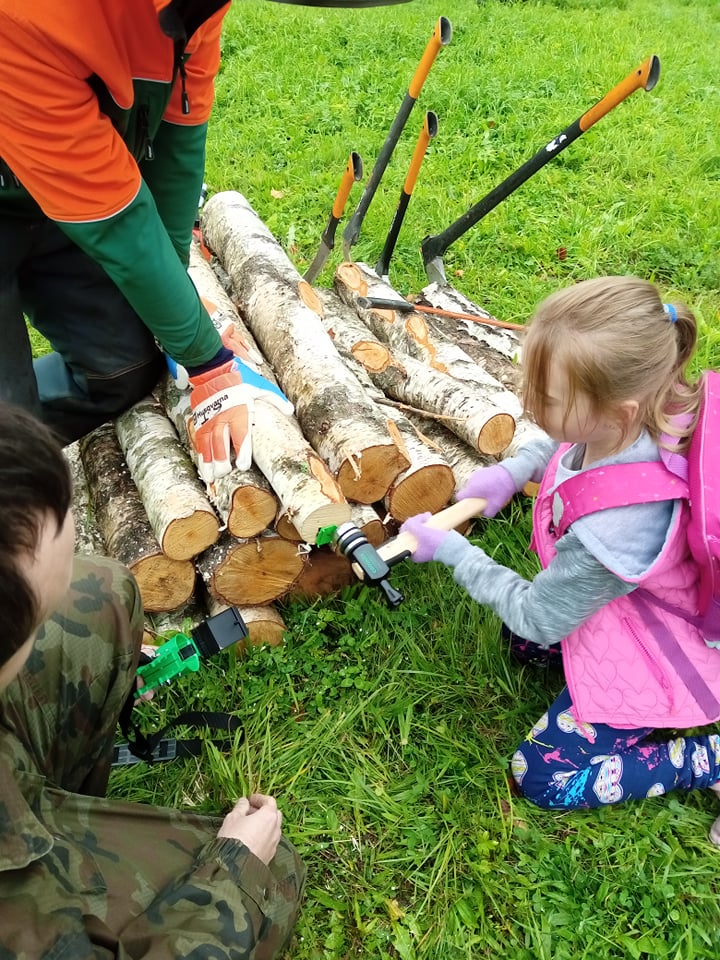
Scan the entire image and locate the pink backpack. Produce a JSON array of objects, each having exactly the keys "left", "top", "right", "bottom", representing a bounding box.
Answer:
[
  {"left": 552, "top": 371, "right": 720, "bottom": 648},
  {"left": 682, "top": 370, "right": 720, "bottom": 645}
]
